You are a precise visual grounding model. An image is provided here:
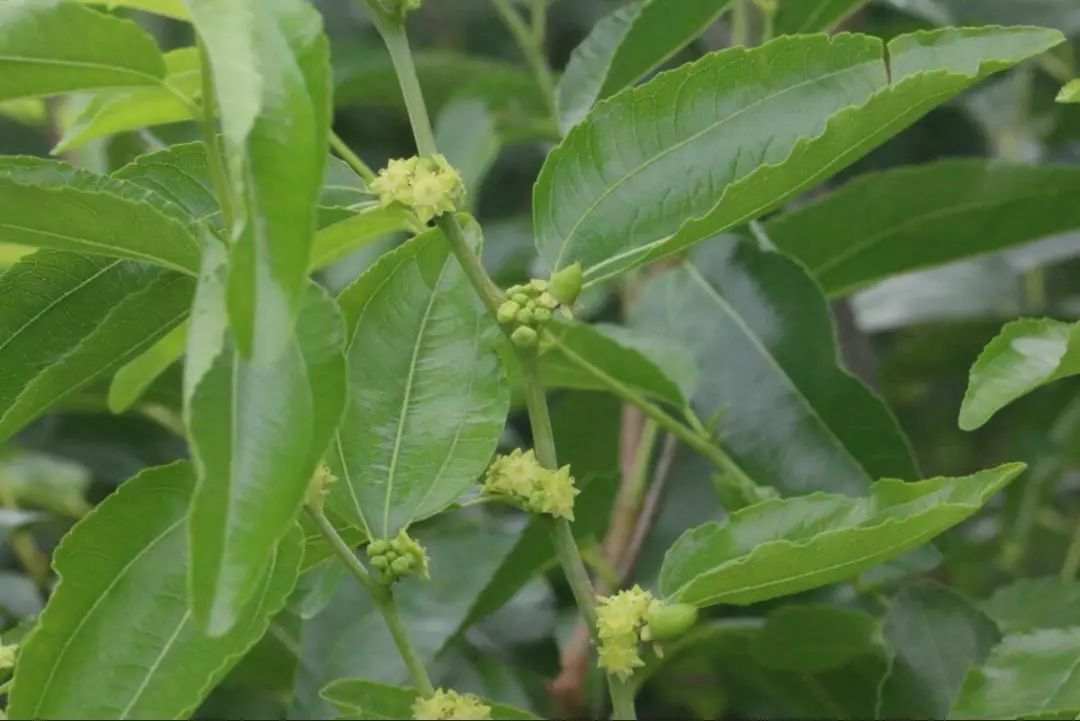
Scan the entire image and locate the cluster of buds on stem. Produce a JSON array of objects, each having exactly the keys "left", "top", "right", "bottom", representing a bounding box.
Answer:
[
  {"left": 497, "top": 262, "right": 583, "bottom": 349},
  {"left": 371, "top": 154, "right": 465, "bottom": 224},
  {"left": 595, "top": 586, "right": 698, "bottom": 680},
  {"left": 366, "top": 529, "right": 429, "bottom": 584},
  {"left": 411, "top": 688, "right": 491, "bottom": 720},
  {"left": 371, "top": 0, "right": 422, "bottom": 22},
  {"left": 482, "top": 448, "right": 579, "bottom": 520}
]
